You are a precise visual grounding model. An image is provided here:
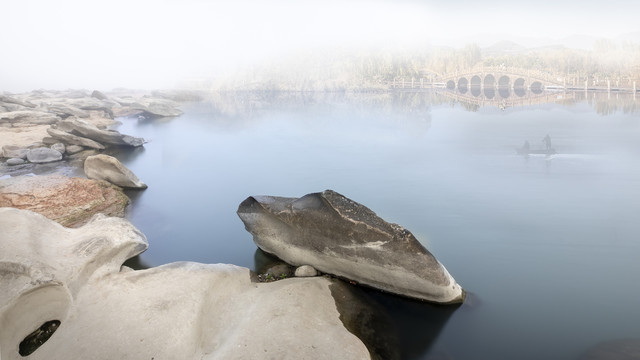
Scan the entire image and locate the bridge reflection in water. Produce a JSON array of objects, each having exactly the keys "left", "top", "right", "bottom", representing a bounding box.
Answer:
[
  {"left": 437, "top": 86, "right": 574, "bottom": 109},
  {"left": 389, "top": 65, "right": 637, "bottom": 110}
]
